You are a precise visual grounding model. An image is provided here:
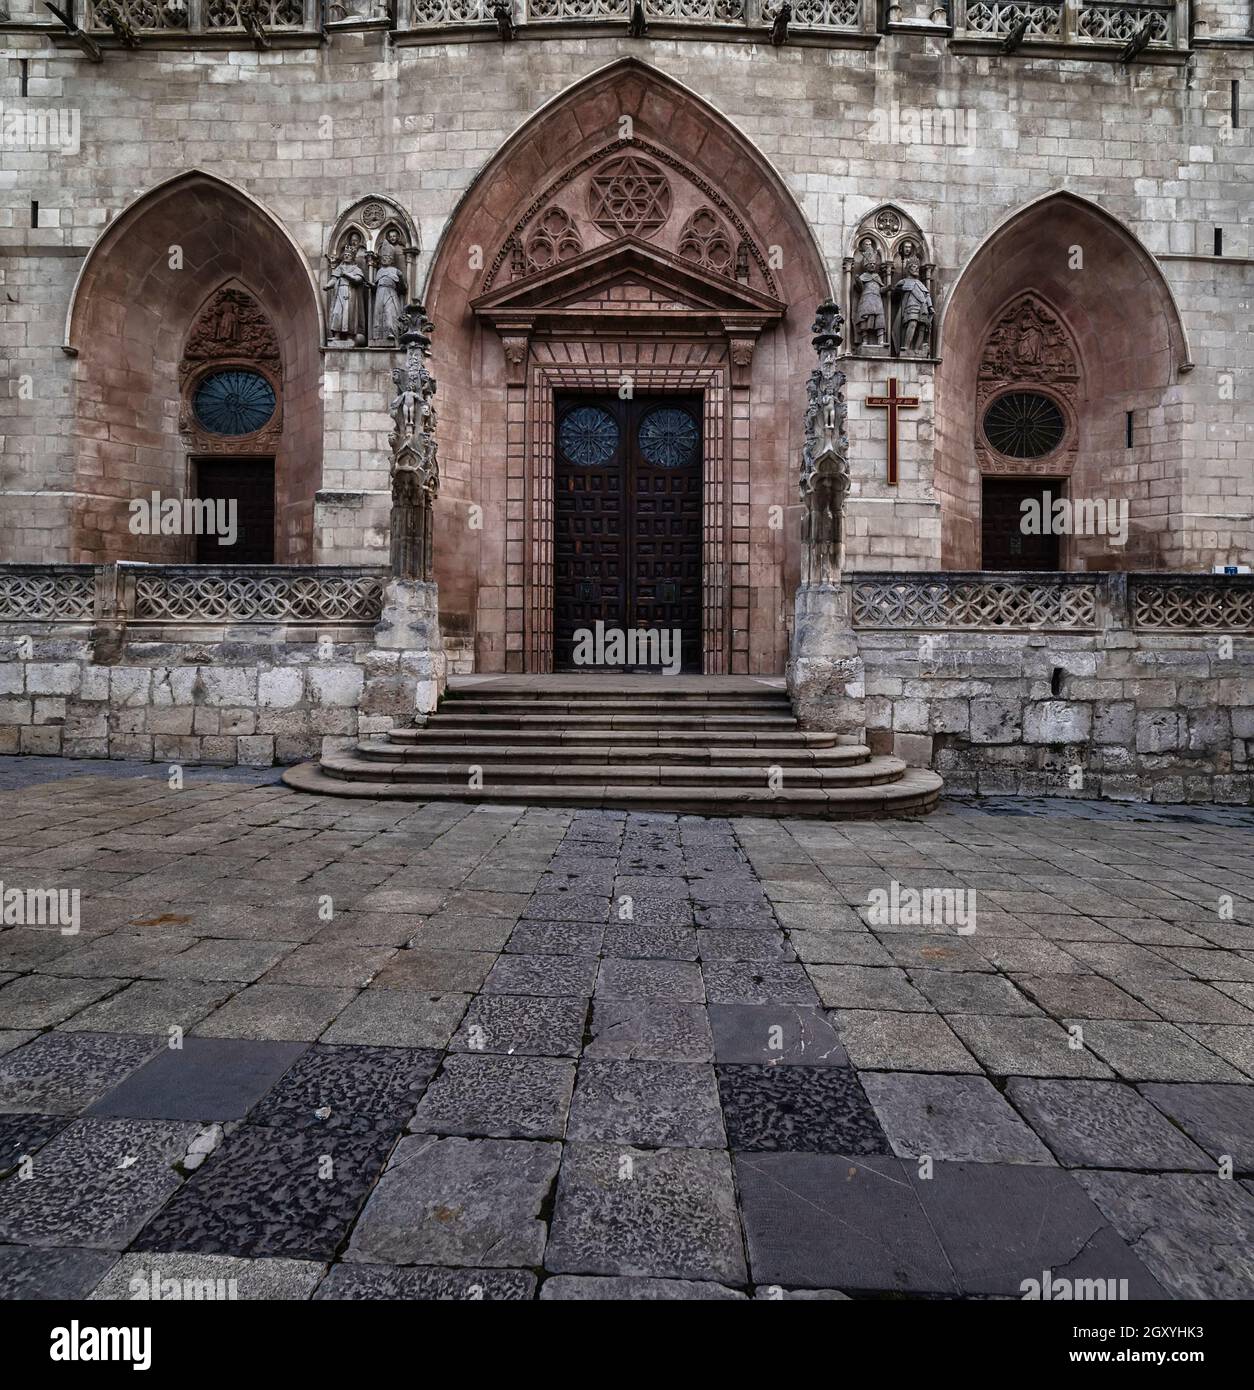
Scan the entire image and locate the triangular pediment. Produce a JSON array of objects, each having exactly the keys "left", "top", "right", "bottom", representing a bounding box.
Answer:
[{"left": 471, "top": 236, "right": 785, "bottom": 328}]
